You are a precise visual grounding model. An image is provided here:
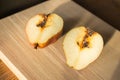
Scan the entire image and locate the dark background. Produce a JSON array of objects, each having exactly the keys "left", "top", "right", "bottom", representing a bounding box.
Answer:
[
  {"left": 0, "top": 0, "right": 44, "bottom": 18},
  {"left": 74, "top": 0, "right": 120, "bottom": 30},
  {"left": 0, "top": 0, "right": 120, "bottom": 30}
]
